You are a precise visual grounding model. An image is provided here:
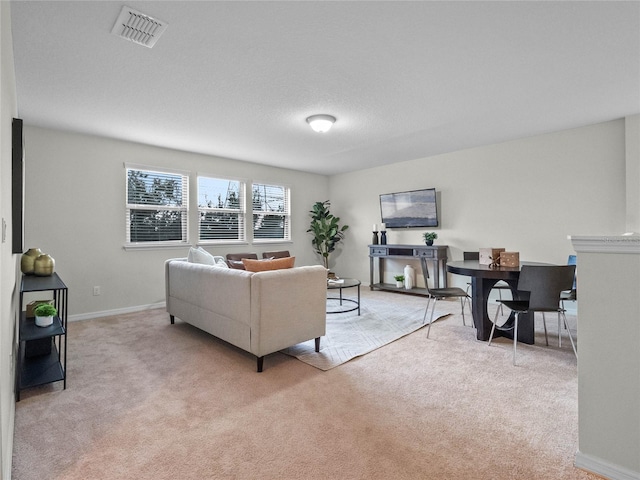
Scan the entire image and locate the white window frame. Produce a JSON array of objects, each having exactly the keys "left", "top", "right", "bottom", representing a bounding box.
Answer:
[
  {"left": 251, "top": 182, "right": 291, "bottom": 243},
  {"left": 124, "top": 163, "right": 189, "bottom": 249},
  {"left": 197, "top": 175, "right": 247, "bottom": 244}
]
